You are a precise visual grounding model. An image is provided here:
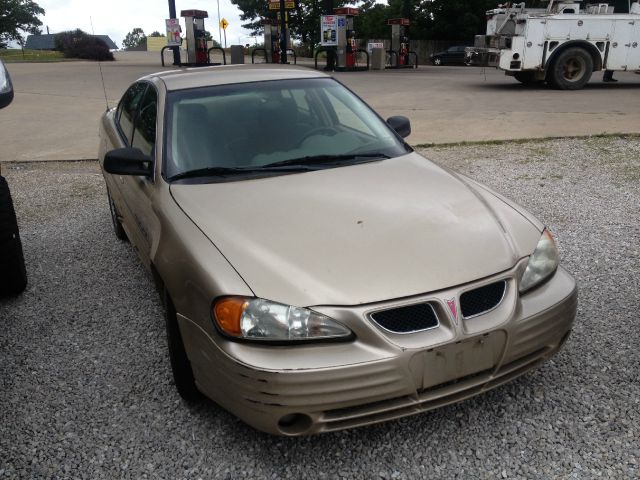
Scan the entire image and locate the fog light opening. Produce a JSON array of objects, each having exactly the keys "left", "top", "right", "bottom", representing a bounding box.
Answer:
[
  {"left": 277, "top": 413, "right": 313, "bottom": 435},
  {"left": 512, "top": 53, "right": 520, "bottom": 60}
]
